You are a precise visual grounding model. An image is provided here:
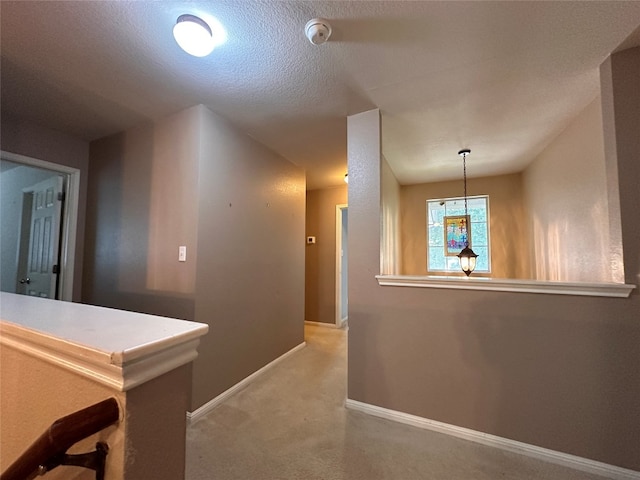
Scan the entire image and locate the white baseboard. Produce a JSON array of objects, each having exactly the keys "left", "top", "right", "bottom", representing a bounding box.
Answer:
[
  {"left": 305, "top": 320, "right": 338, "bottom": 328},
  {"left": 345, "top": 399, "right": 640, "bottom": 480},
  {"left": 187, "top": 342, "right": 306, "bottom": 424}
]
